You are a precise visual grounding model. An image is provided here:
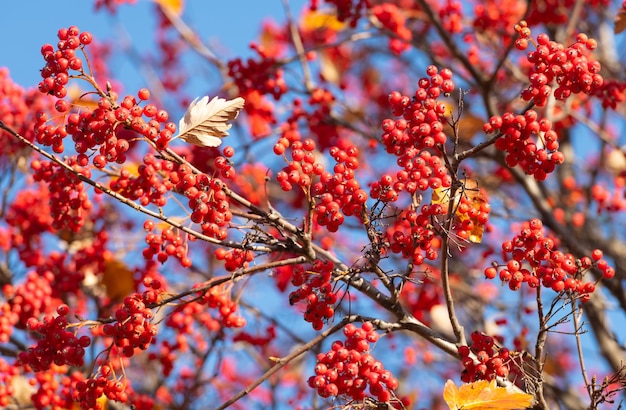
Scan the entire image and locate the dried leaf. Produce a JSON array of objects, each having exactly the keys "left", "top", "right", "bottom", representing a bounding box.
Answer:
[
  {"left": 175, "top": 96, "right": 245, "bottom": 147},
  {"left": 443, "top": 379, "right": 533, "bottom": 410},
  {"left": 101, "top": 259, "right": 135, "bottom": 302},
  {"left": 615, "top": 8, "right": 626, "bottom": 34},
  {"left": 154, "top": 0, "right": 184, "bottom": 16}
]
